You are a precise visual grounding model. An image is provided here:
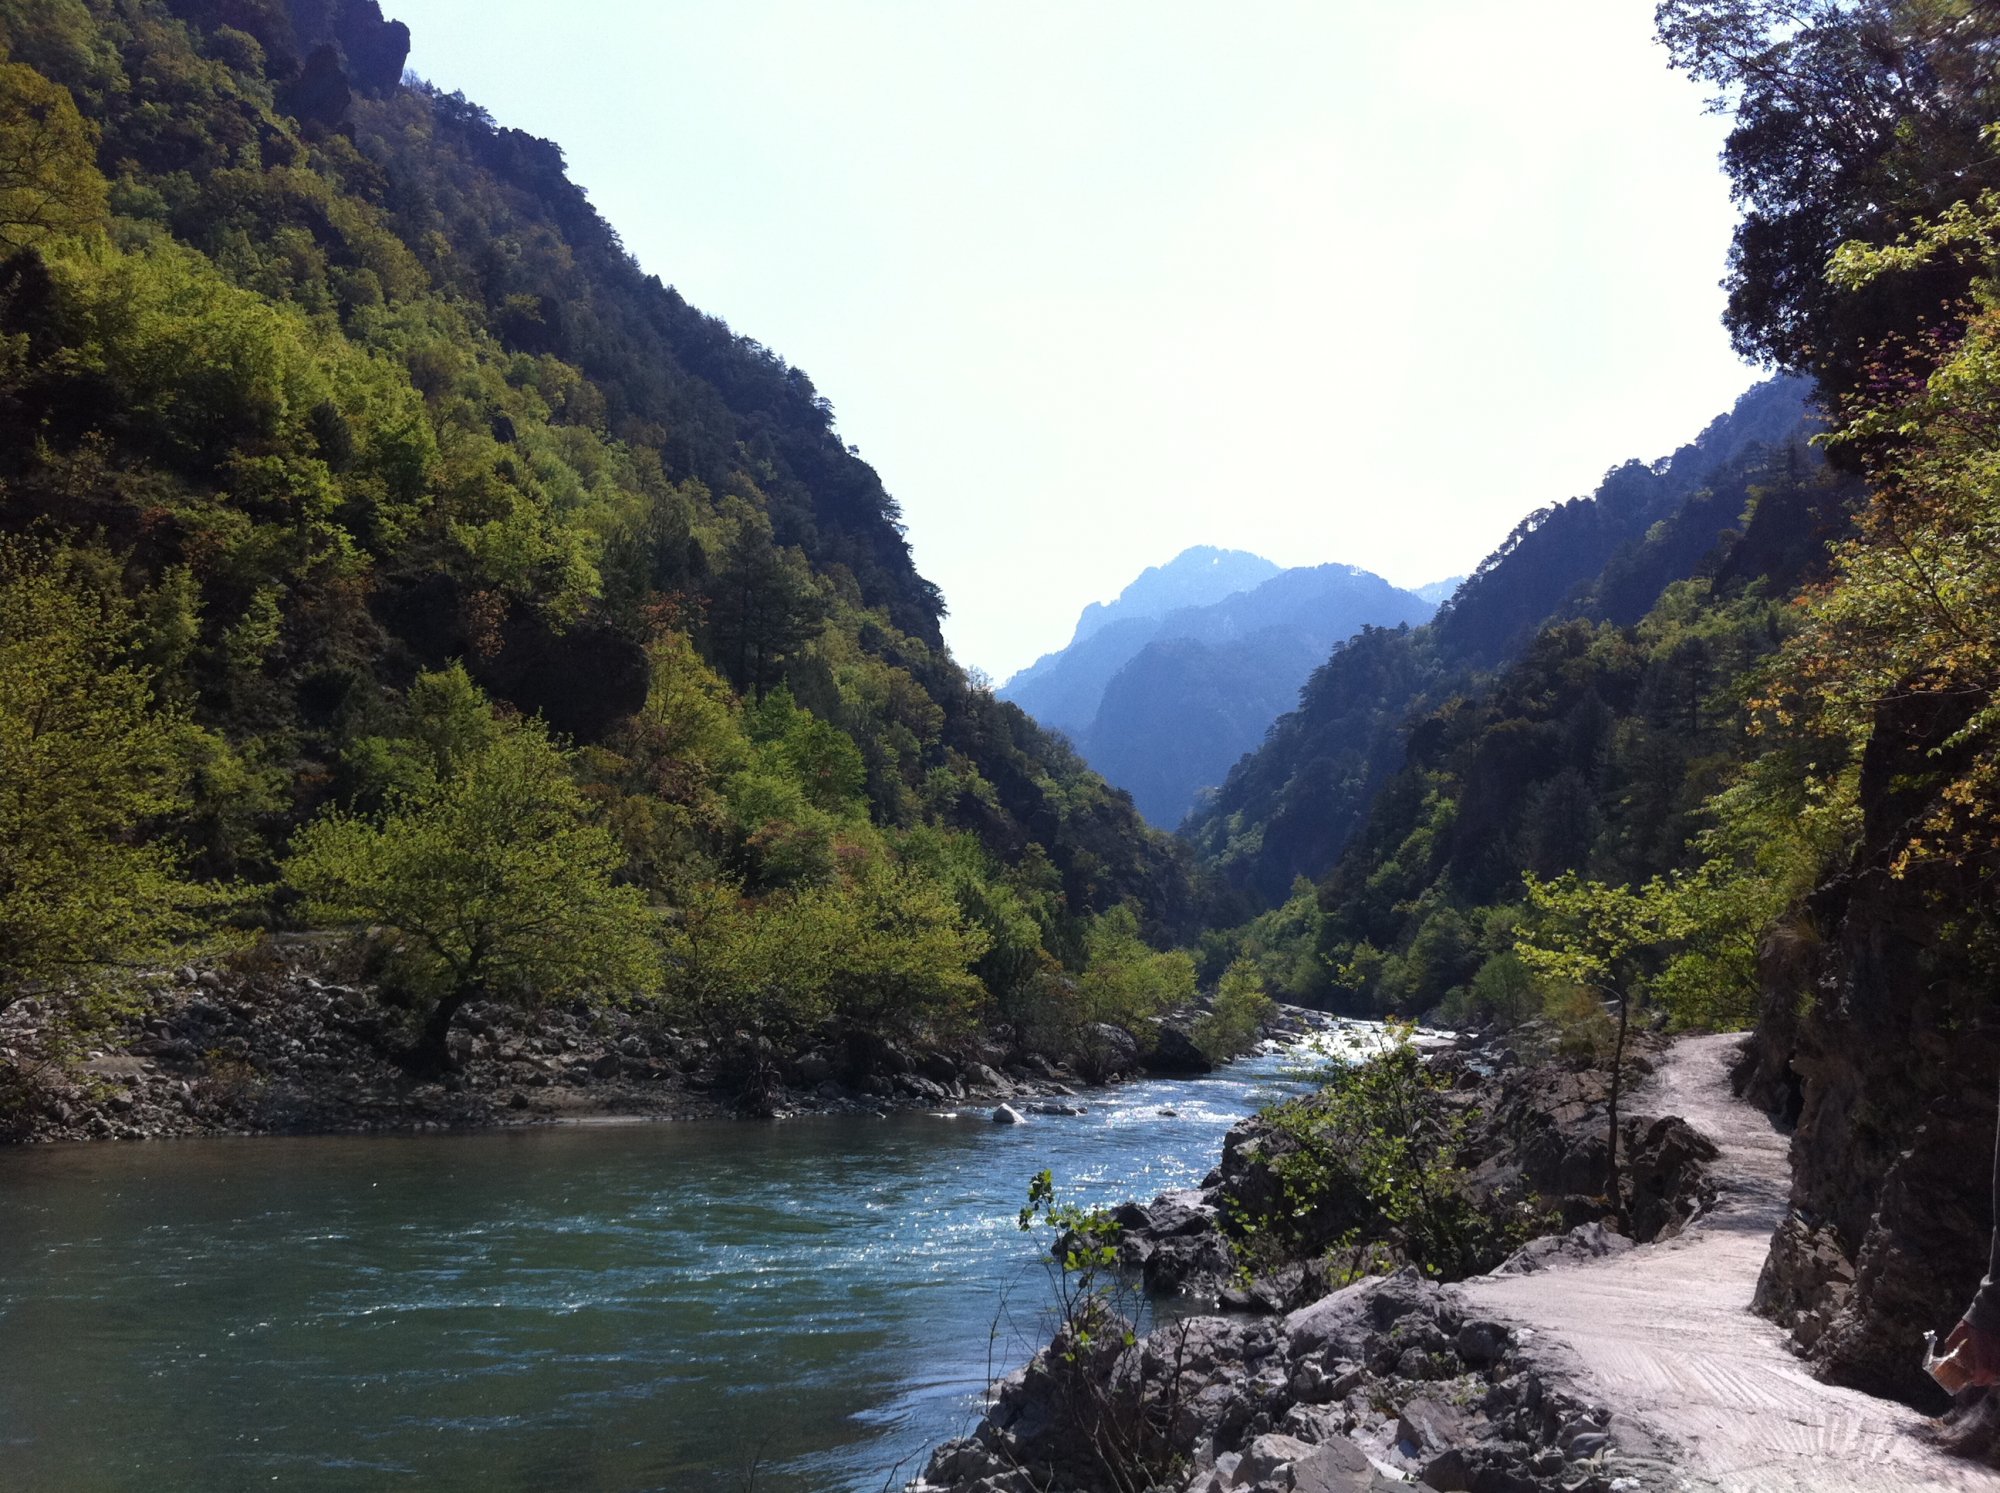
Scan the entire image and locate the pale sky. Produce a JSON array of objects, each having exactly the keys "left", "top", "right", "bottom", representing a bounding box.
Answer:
[{"left": 388, "top": 1, "right": 1755, "bottom": 682}]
